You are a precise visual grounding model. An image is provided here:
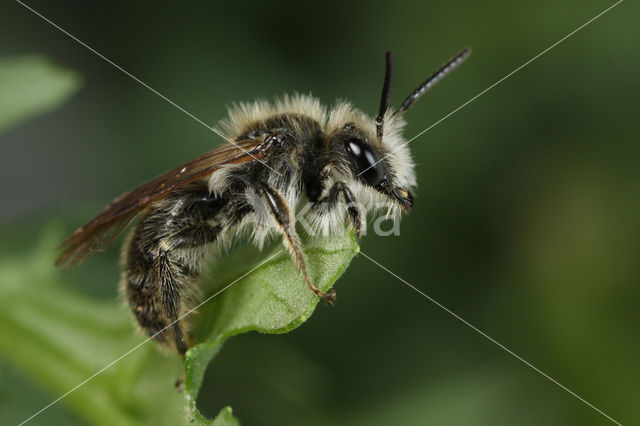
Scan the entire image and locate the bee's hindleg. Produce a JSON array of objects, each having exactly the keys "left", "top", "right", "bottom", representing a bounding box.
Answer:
[
  {"left": 155, "top": 251, "right": 190, "bottom": 355},
  {"left": 314, "top": 181, "right": 363, "bottom": 237},
  {"left": 123, "top": 187, "right": 227, "bottom": 355},
  {"left": 123, "top": 246, "right": 190, "bottom": 355},
  {"left": 258, "top": 184, "right": 336, "bottom": 303}
]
